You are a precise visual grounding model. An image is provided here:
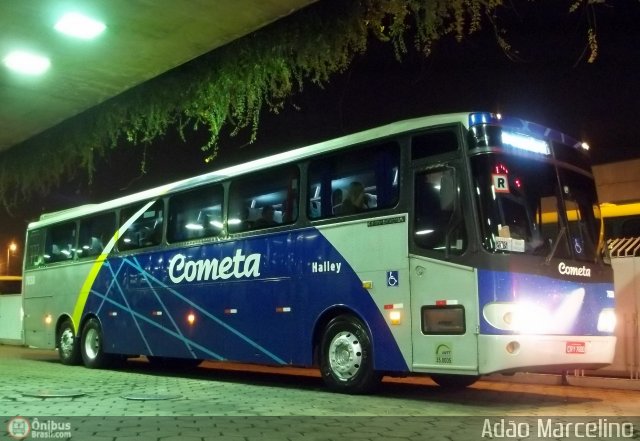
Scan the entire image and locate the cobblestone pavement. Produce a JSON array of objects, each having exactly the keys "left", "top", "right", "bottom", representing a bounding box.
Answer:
[{"left": 1, "top": 345, "right": 639, "bottom": 440}]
